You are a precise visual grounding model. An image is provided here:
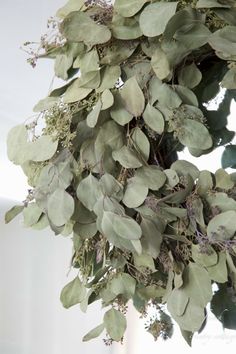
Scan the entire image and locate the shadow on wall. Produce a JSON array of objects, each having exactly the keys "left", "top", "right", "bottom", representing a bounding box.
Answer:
[{"left": 0, "top": 198, "right": 112, "bottom": 354}]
